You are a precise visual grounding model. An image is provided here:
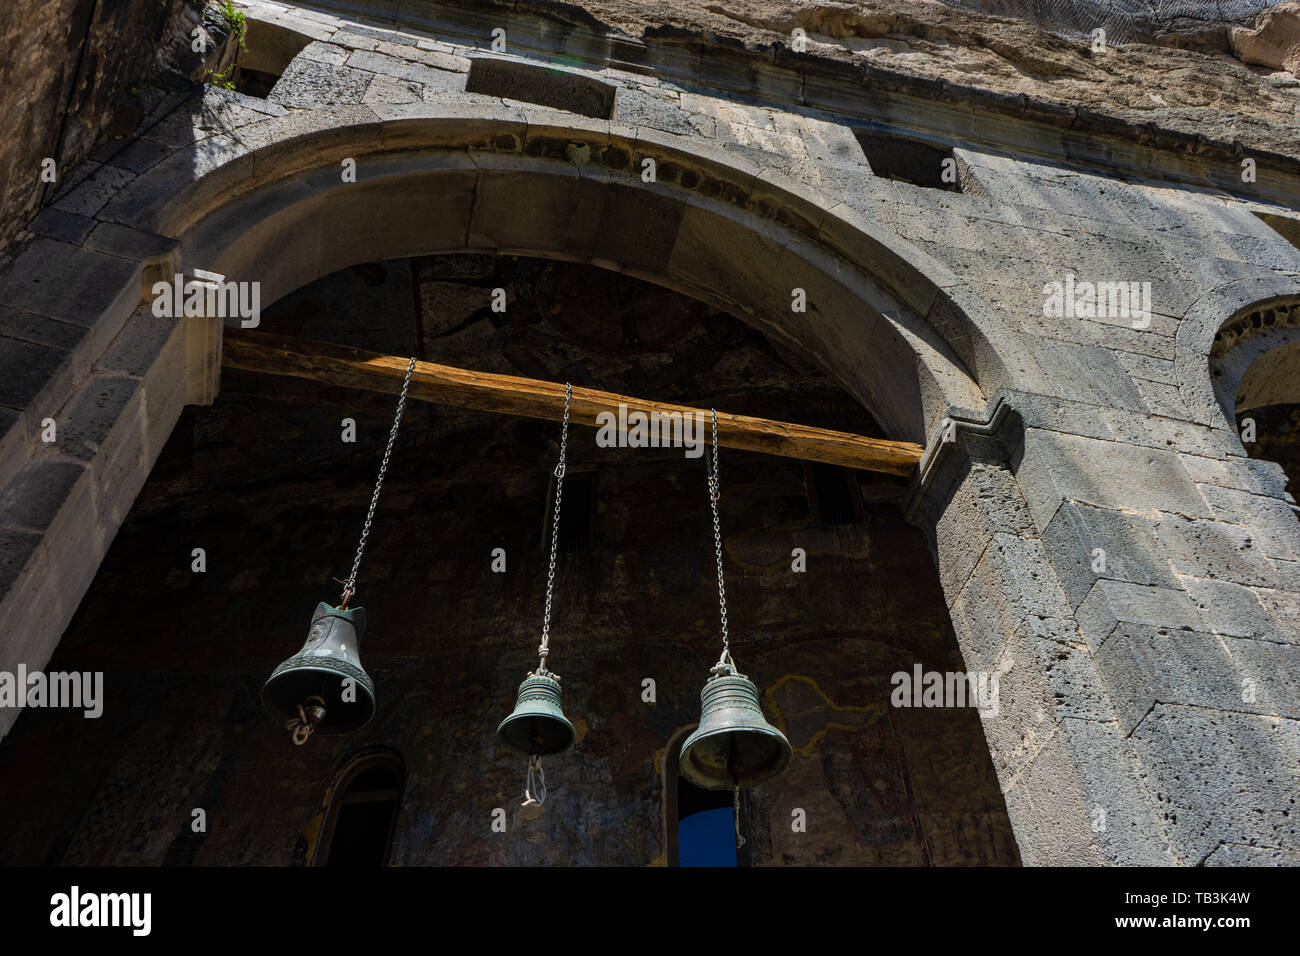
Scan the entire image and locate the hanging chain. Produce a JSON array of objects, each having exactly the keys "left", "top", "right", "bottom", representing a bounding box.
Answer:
[
  {"left": 537, "top": 383, "right": 571, "bottom": 673},
  {"left": 705, "top": 408, "right": 733, "bottom": 672},
  {"left": 340, "top": 355, "right": 418, "bottom": 608}
]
